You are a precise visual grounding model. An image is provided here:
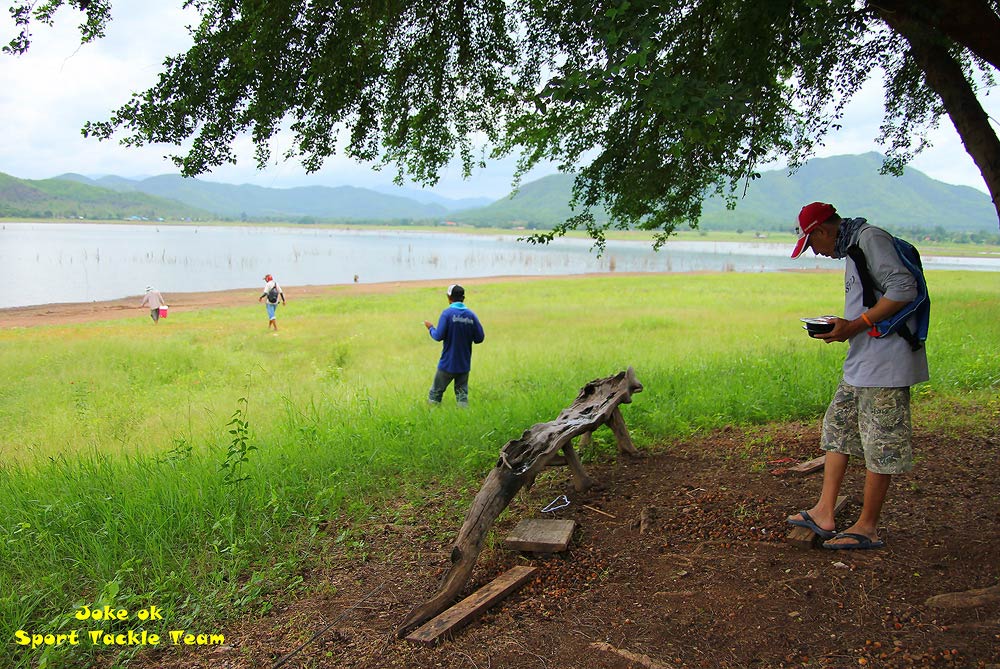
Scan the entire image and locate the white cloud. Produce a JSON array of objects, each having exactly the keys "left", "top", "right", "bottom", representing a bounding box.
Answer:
[
  {"left": 1, "top": 6, "right": 996, "bottom": 199},
  {"left": 815, "top": 72, "right": 1000, "bottom": 193}
]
